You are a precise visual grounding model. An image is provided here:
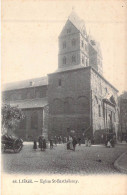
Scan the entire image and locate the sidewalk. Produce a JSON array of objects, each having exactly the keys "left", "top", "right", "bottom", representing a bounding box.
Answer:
[{"left": 114, "top": 152, "right": 127, "bottom": 174}]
